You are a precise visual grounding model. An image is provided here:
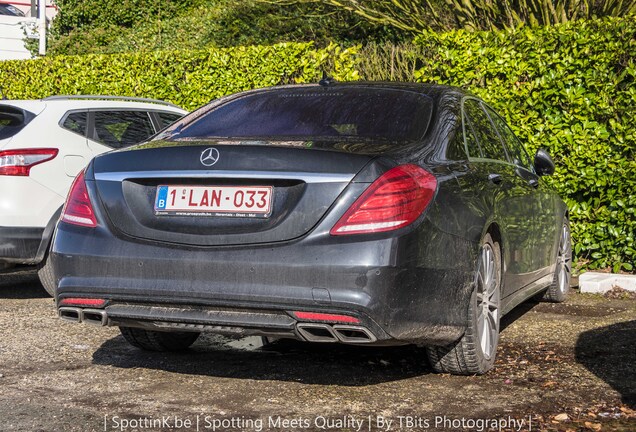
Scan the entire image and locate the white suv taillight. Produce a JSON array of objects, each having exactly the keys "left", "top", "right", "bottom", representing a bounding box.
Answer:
[
  {"left": 61, "top": 171, "right": 97, "bottom": 228},
  {"left": 330, "top": 164, "right": 437, "bottom": 235},
  {"left": 0, "top": 148, "right": 58, "bottom": 176}
]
